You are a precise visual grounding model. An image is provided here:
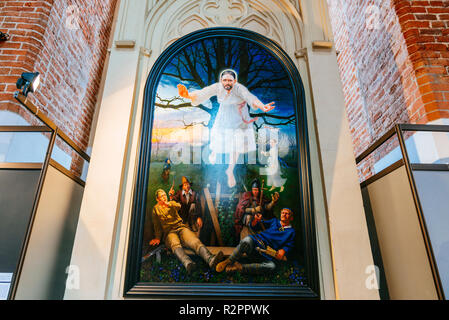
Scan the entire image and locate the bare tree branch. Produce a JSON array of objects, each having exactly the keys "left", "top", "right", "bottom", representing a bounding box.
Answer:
[
  {"left": 179, "top": 118, "right": 208, "bottom": 129},
  {"left": 155, "top": 94, "right": 212, "bottom": 114}
]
